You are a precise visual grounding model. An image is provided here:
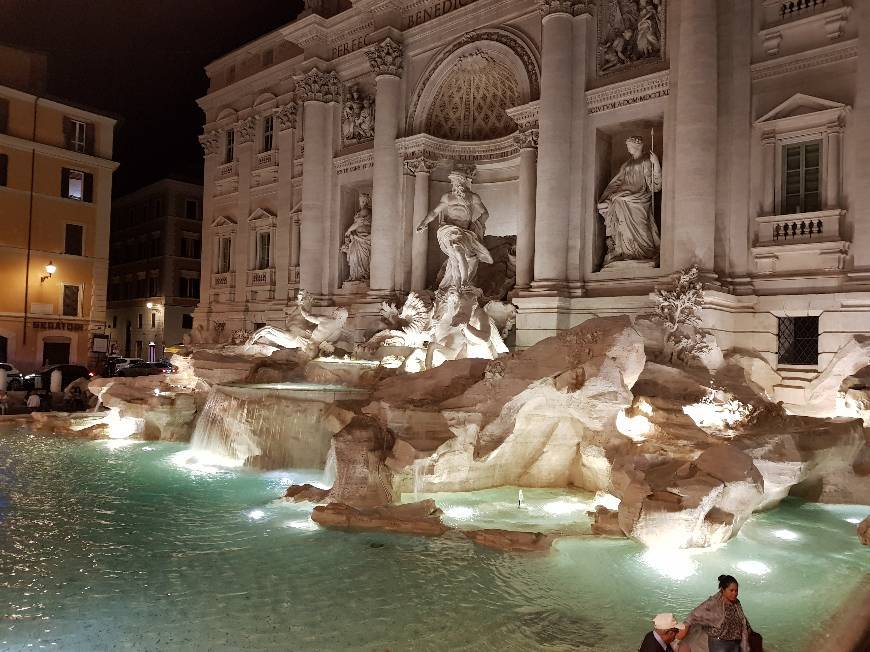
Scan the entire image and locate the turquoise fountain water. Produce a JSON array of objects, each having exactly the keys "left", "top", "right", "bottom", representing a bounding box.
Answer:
[{"left": 1, "top": 425, "right": 868, "bottom": 651}]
